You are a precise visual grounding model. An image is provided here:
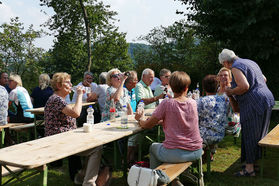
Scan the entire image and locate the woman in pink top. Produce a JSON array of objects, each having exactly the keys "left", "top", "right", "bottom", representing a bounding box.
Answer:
[{"left": 135, "top": 71, "right": 203, "bottom": 170}]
